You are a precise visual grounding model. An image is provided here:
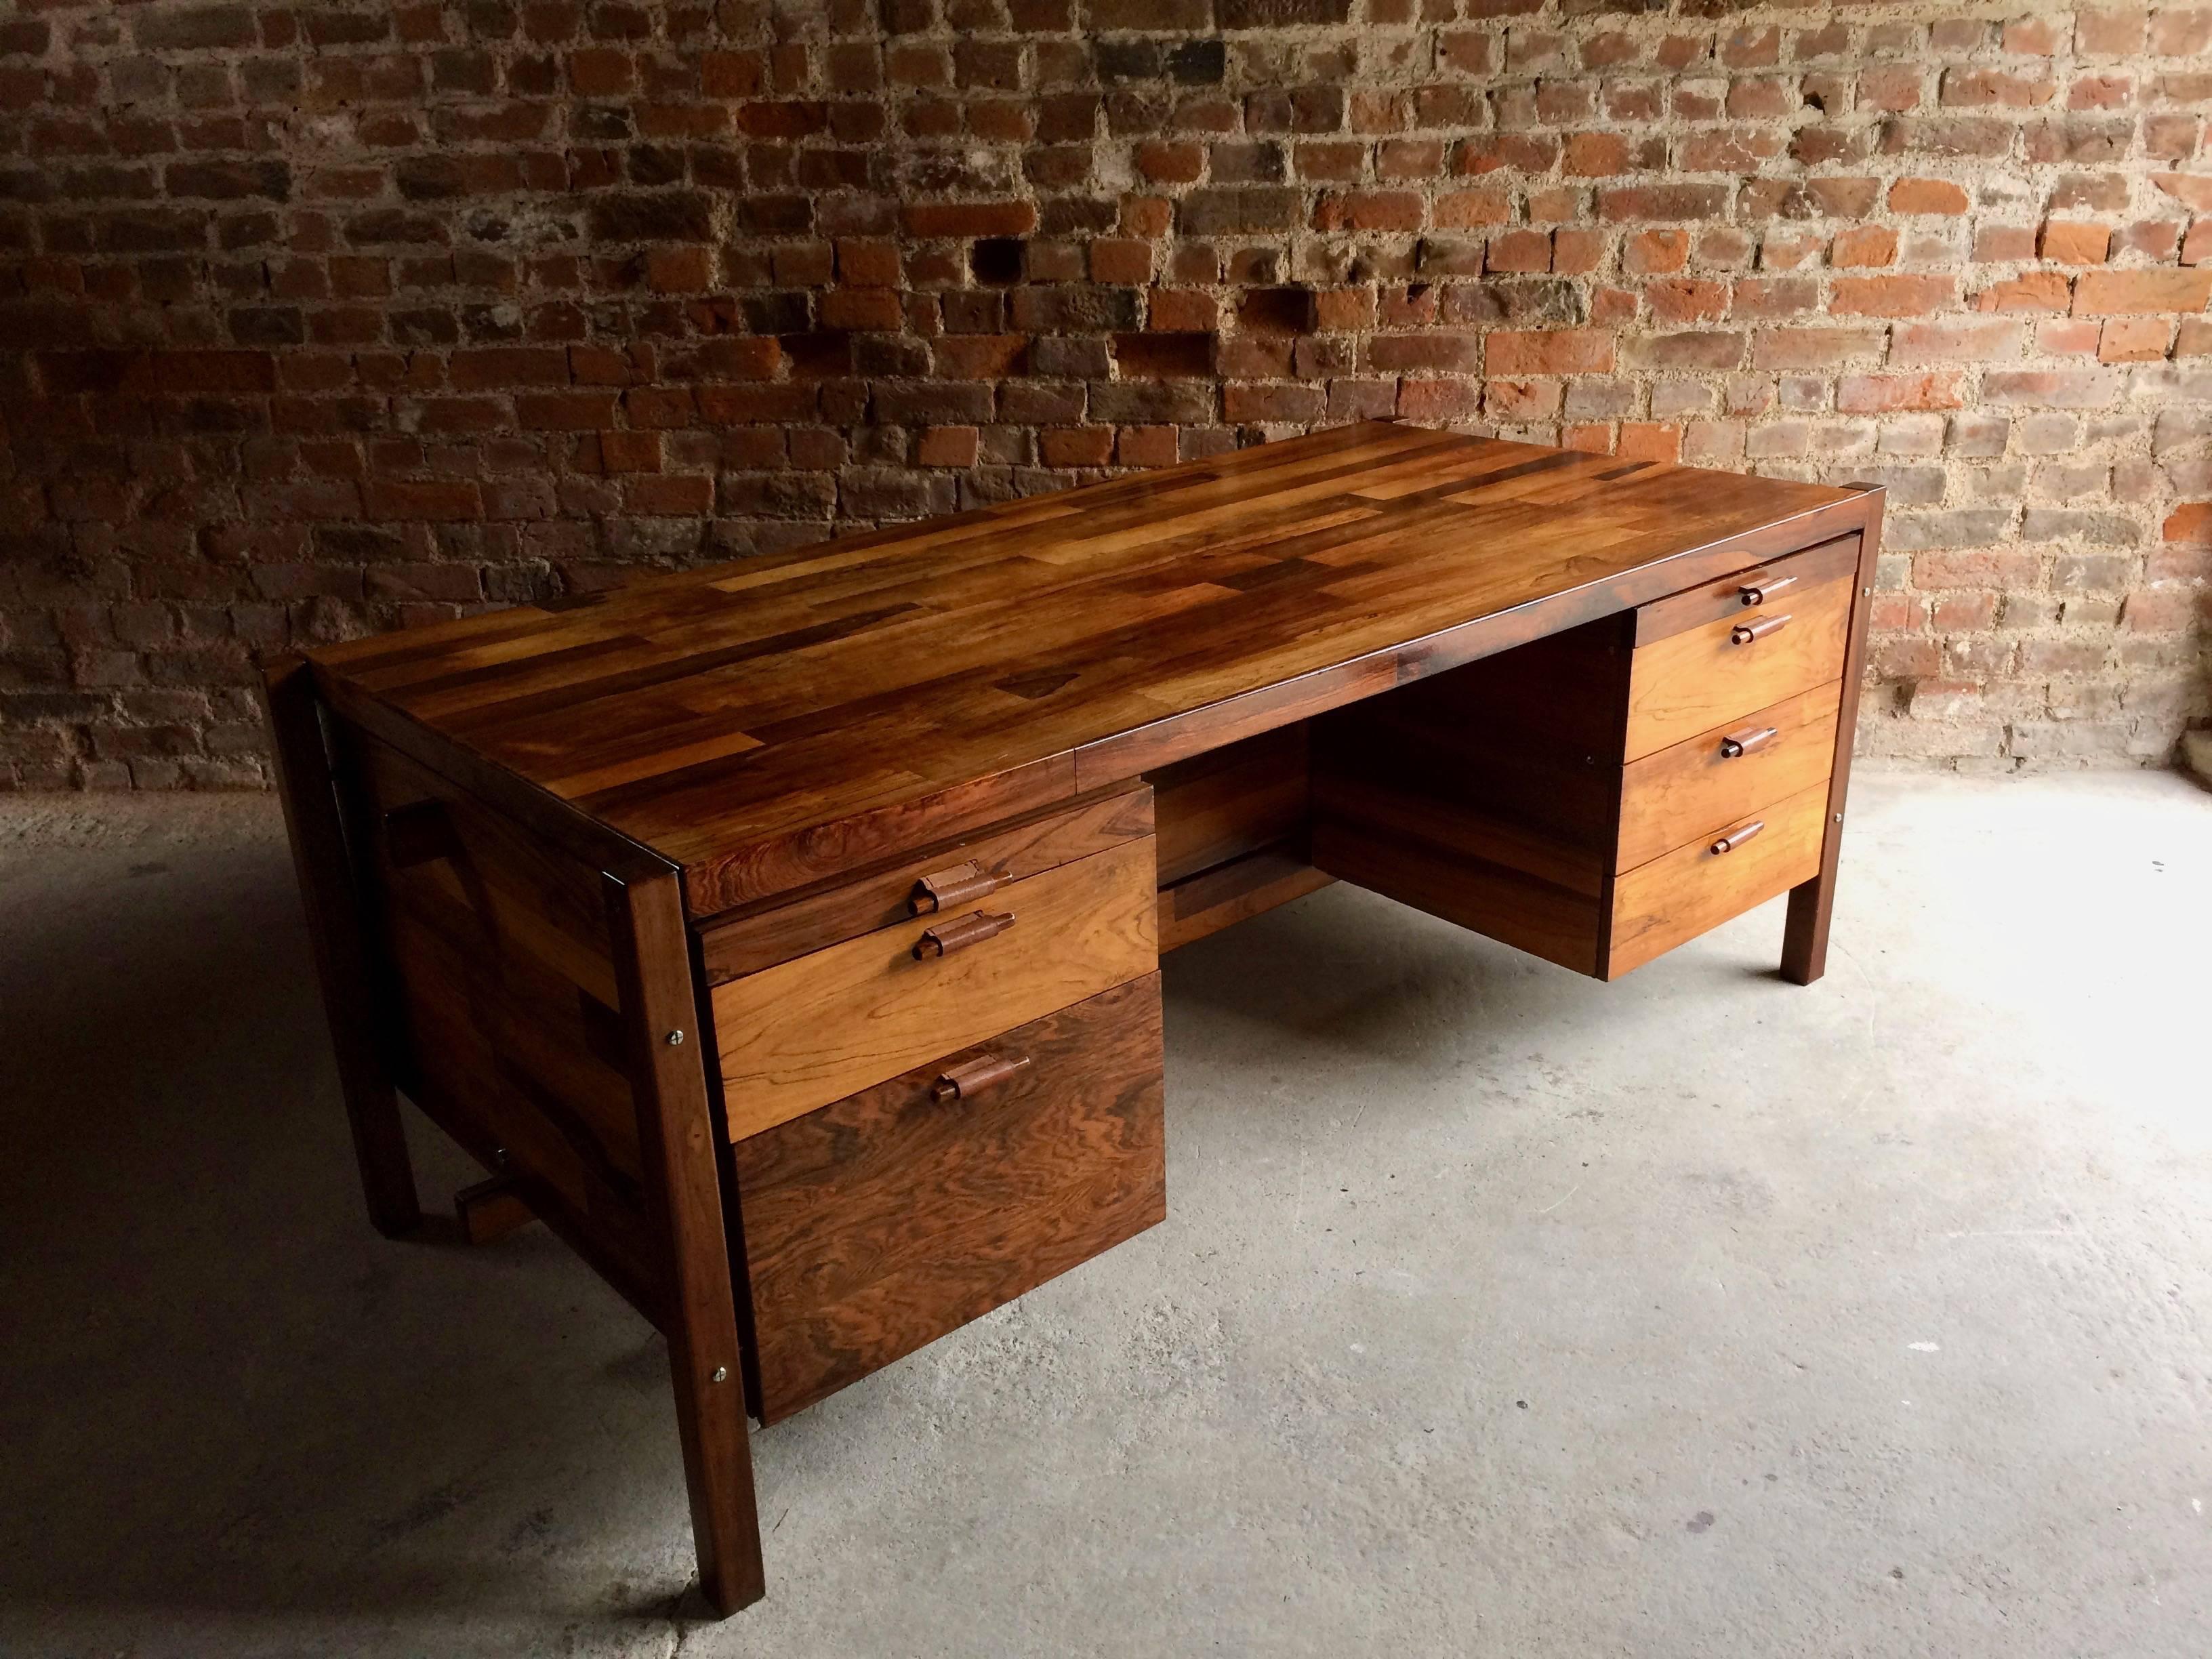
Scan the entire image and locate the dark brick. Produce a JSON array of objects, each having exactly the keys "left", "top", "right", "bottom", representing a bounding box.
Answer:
[
  {"left": 586, "top": 190, "right": 714, "bottom": 242},
  {"left": 1218, "top": 0, "right": 1350, "bottom": 25}
]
